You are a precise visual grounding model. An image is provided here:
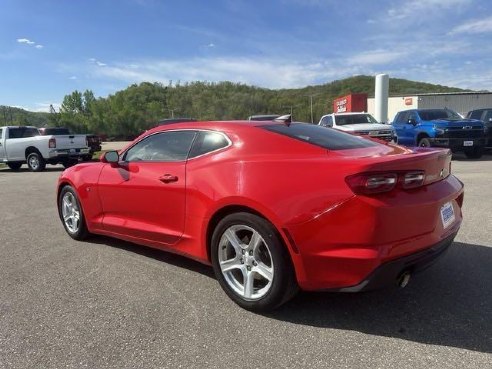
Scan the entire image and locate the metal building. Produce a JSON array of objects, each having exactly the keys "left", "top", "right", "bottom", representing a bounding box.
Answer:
[{"left": 367, "top": 92, "right": 492, "bottom": 123}]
